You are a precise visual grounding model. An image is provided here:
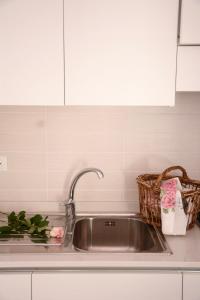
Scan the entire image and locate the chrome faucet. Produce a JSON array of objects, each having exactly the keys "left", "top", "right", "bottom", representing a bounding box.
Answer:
[{"left": 65, "top": 168, "right": 104, "bottom": 234}]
